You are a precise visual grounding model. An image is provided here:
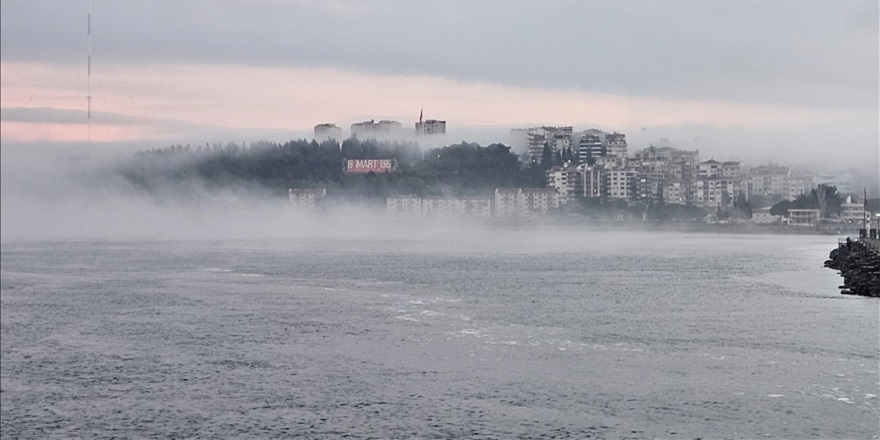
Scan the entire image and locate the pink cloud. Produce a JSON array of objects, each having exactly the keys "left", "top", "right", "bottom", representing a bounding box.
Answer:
[{"left": 1, "top": 61, "right": 855, "bottom": 144}]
